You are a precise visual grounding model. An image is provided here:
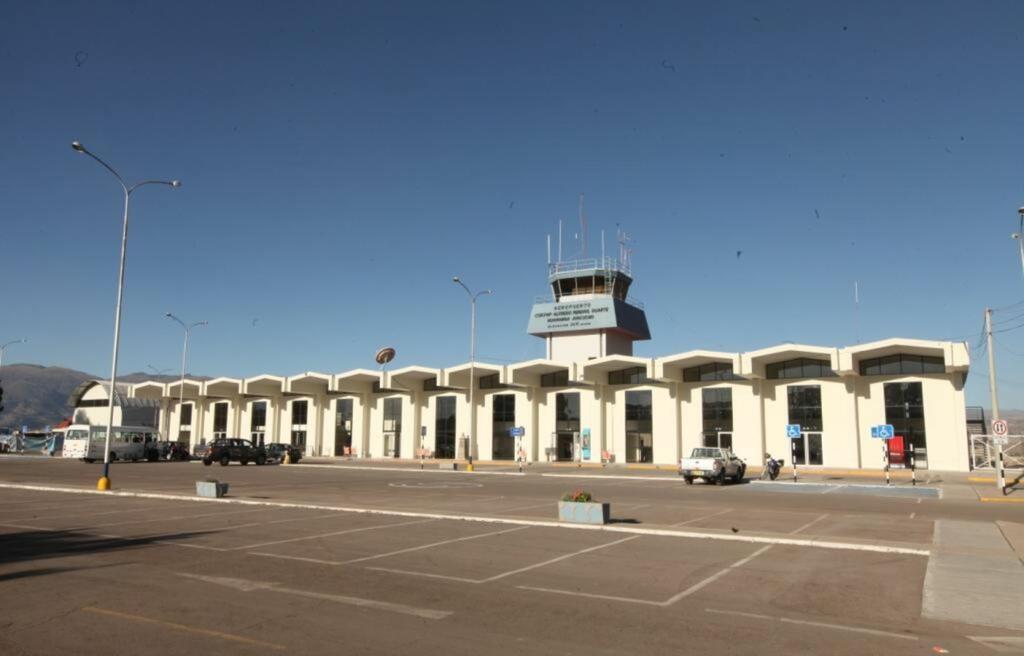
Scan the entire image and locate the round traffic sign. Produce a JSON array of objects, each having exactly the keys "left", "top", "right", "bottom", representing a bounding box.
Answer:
[{"left": 992, "top": 419, "right": 1009, "bottom": 437}]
